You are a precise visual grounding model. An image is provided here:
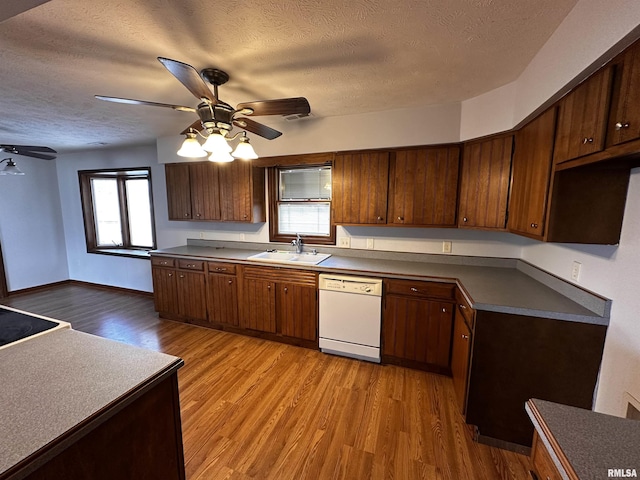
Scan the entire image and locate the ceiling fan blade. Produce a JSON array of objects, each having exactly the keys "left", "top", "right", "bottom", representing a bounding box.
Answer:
[
  {"left": 95, "top": 95, "right": 195, "bottom": 112},
  {"left": 0, "top": 144, "right": 57, "bottom": 153},
  {"left": 157, "top": 57, "right": 215, "bottom": 103},
  {"left": 236, "top": 97, "right": 310, "bottom": 116},
  {"left": 12, "top": 150, "right": 57, "bottom": 160},
  {"left": 233, "top": 118, "right": 282, "bottom": 140},
  {"left": 181, "top": 119, "right": 205, "bottom": 135}
]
